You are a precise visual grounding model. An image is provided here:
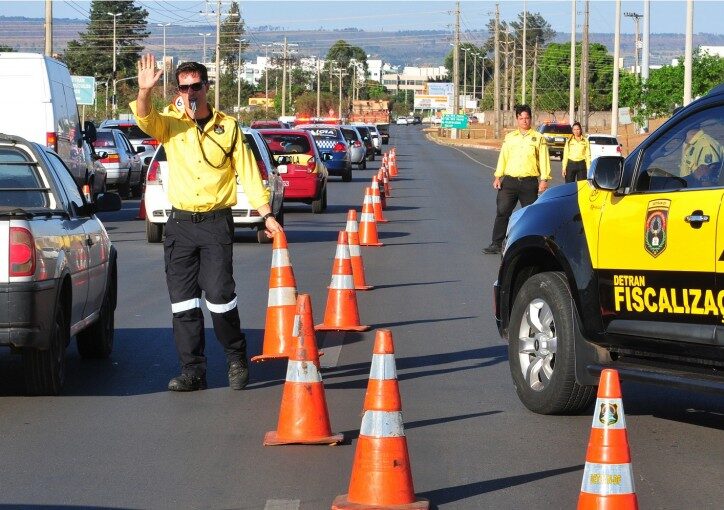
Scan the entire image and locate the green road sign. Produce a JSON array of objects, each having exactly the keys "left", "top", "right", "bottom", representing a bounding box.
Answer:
[
  {"left": 441, "top": 113, "right": 468, "bottom": 129},
  {"left": 71, "top": 75, "right": 96, "bottom": 106}
]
